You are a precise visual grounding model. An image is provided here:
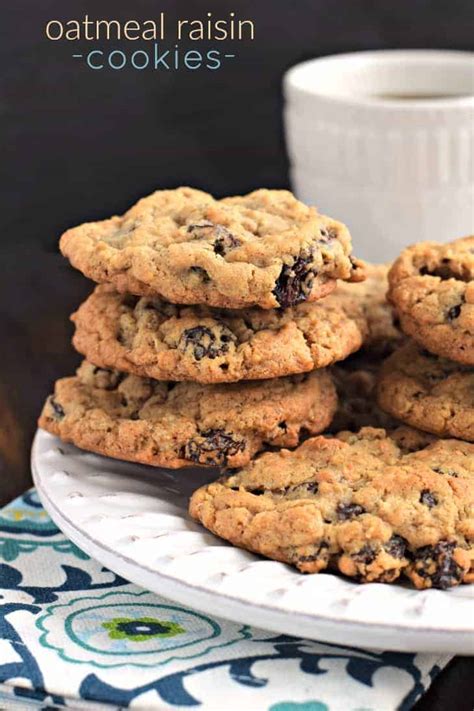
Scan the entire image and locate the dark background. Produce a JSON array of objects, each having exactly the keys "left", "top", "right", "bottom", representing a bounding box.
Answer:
[{"left": 1, "top": 2, "right": 473, "bottom": 706}]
